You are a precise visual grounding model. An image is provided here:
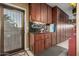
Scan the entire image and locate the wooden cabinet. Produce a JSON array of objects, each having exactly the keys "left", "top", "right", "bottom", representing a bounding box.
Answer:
[
  {"left": 34, "top": 39, "right": 45, "bottom": 55},
  {"left": 29, "top": 5, "right": 69, "bottom": 55},
  {"left": 47, "top": 6, "right": 52, "bottom": 24},
  {"left": 30, "top": 3, "right": 52, "bottom": 24},
  {"left": 29, "top": 33, "right": 52, "bottom": 55},
  {"left": 29, "top": 33, "right": 45, "bottom": 55},
  {"left": 52, "top": 6, "right": 69, "bottom": 44}
]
